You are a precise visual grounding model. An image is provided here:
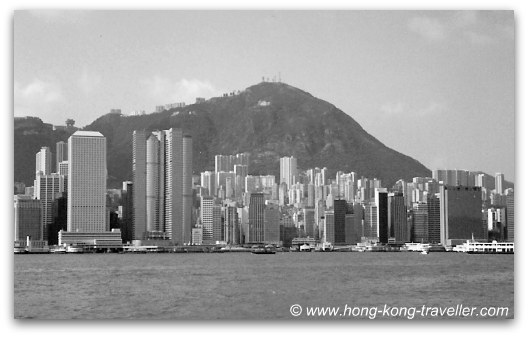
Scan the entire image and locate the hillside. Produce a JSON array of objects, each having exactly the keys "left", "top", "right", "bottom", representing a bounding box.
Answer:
[{"left": 15, "top": 81, "right": 509, "bottom": 190}]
